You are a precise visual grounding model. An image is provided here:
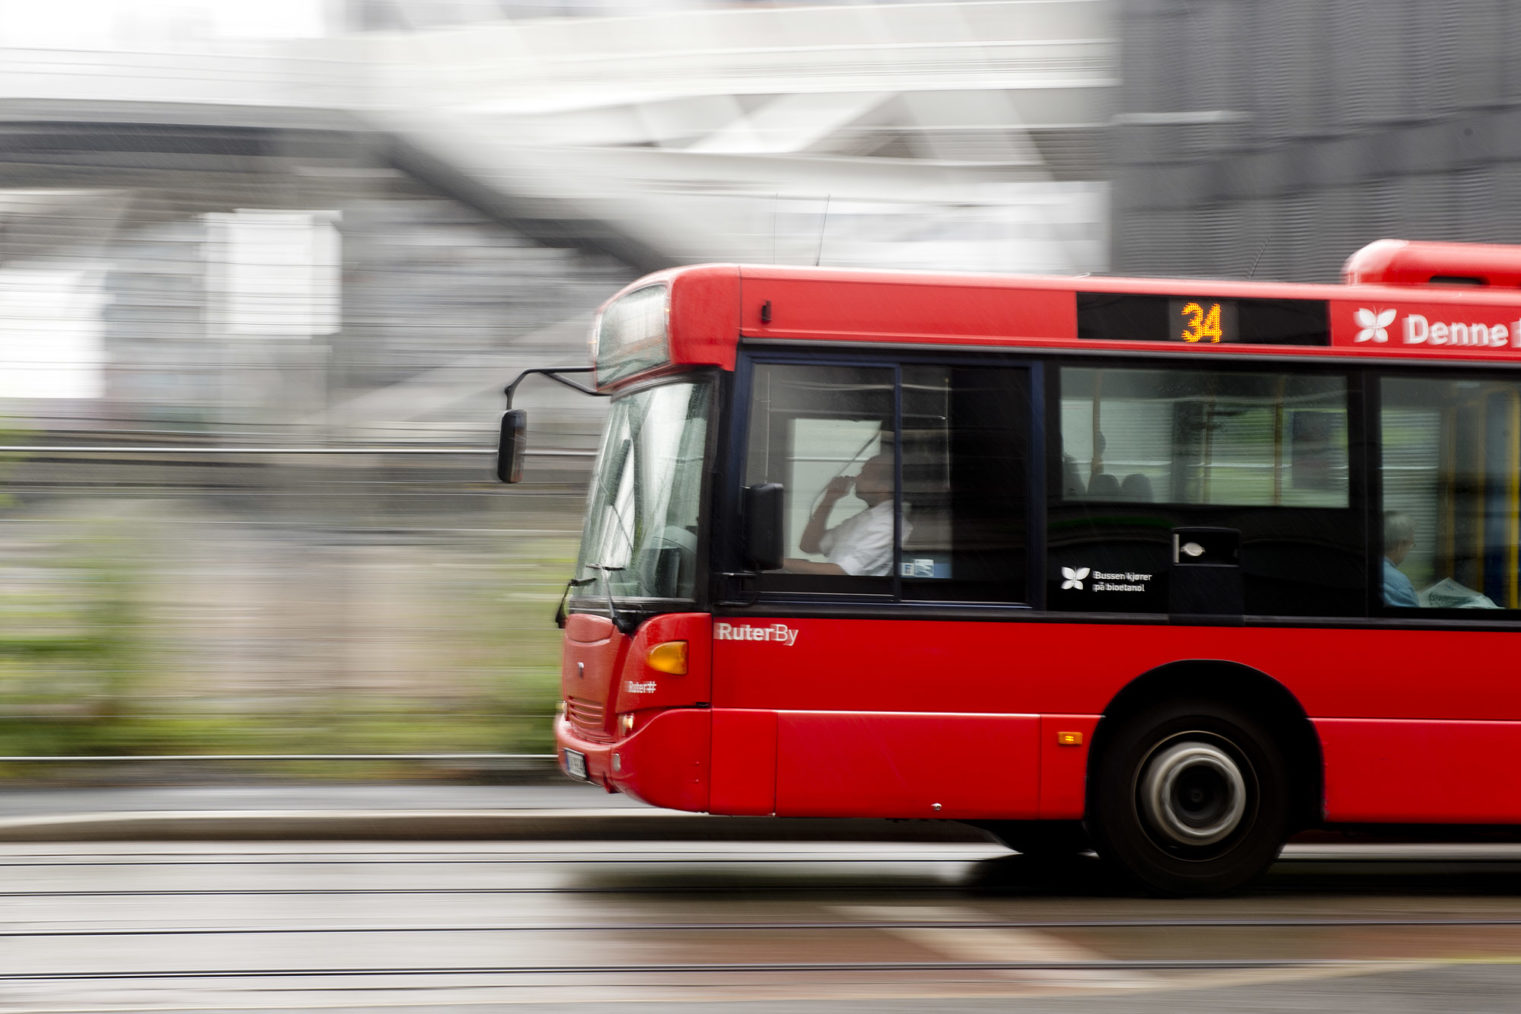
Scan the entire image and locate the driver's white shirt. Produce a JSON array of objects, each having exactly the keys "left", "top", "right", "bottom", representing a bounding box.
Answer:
[{"left": 817, "top": 500, "right": 909, "bottom": 577}]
